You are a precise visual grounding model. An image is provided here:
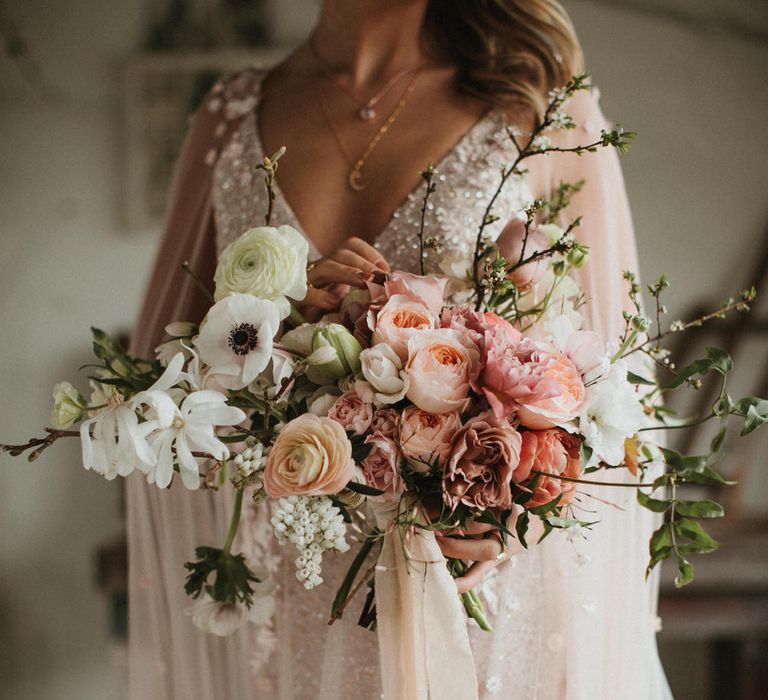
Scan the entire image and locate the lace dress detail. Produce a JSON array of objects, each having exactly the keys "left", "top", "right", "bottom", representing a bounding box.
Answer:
[{"left": 201, "top": 68, "right": 667, "bottom": 700}]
